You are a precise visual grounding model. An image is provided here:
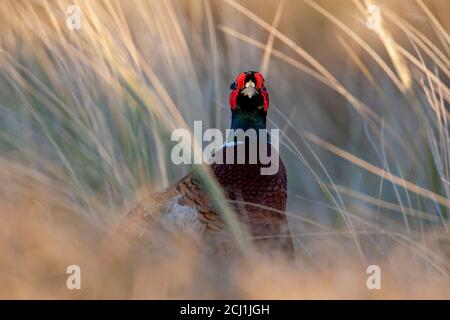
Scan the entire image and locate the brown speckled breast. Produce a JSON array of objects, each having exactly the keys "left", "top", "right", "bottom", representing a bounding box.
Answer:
[{"left": 206, "top": 142, "right": 294, "bottom": 256}]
